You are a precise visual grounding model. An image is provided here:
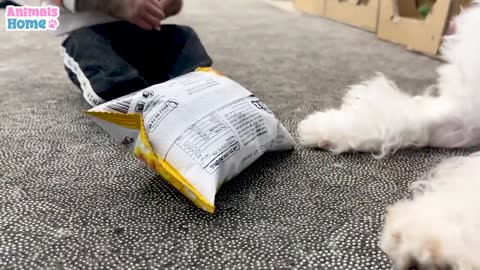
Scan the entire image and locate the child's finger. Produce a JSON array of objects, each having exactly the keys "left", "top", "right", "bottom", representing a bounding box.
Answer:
[
  {"left": 147, "top": 0, "right": 166, "bottom": 21},
  {"left": 132, "top": 18, "right": 154, "bottom": 30},
  {"left": 156, "top": 0, "right": 183, "bottom": 17},
  {"left": 142, "top": 13, "right": 162, "bottom": 30}
]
